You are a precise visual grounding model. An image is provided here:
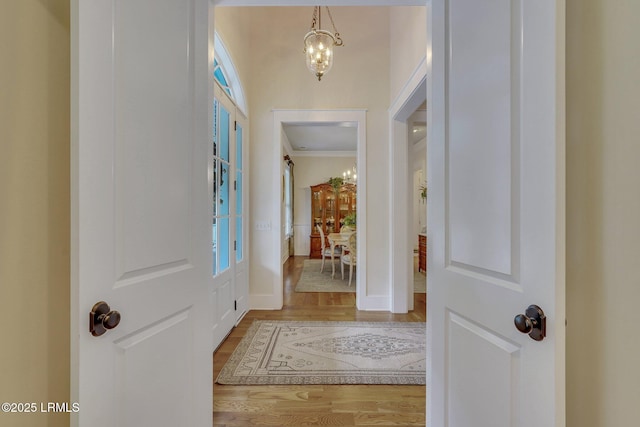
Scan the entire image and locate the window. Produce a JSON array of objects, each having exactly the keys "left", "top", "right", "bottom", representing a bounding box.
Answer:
[
  {"left": 214, "top": 32, "right": 247, "bottom": 115},
  {"left": 214, "top": 59, "right": 232, "bottom": 97},
  {"left": 212, "top": 98, "right": 231, "bottom": 275}
]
